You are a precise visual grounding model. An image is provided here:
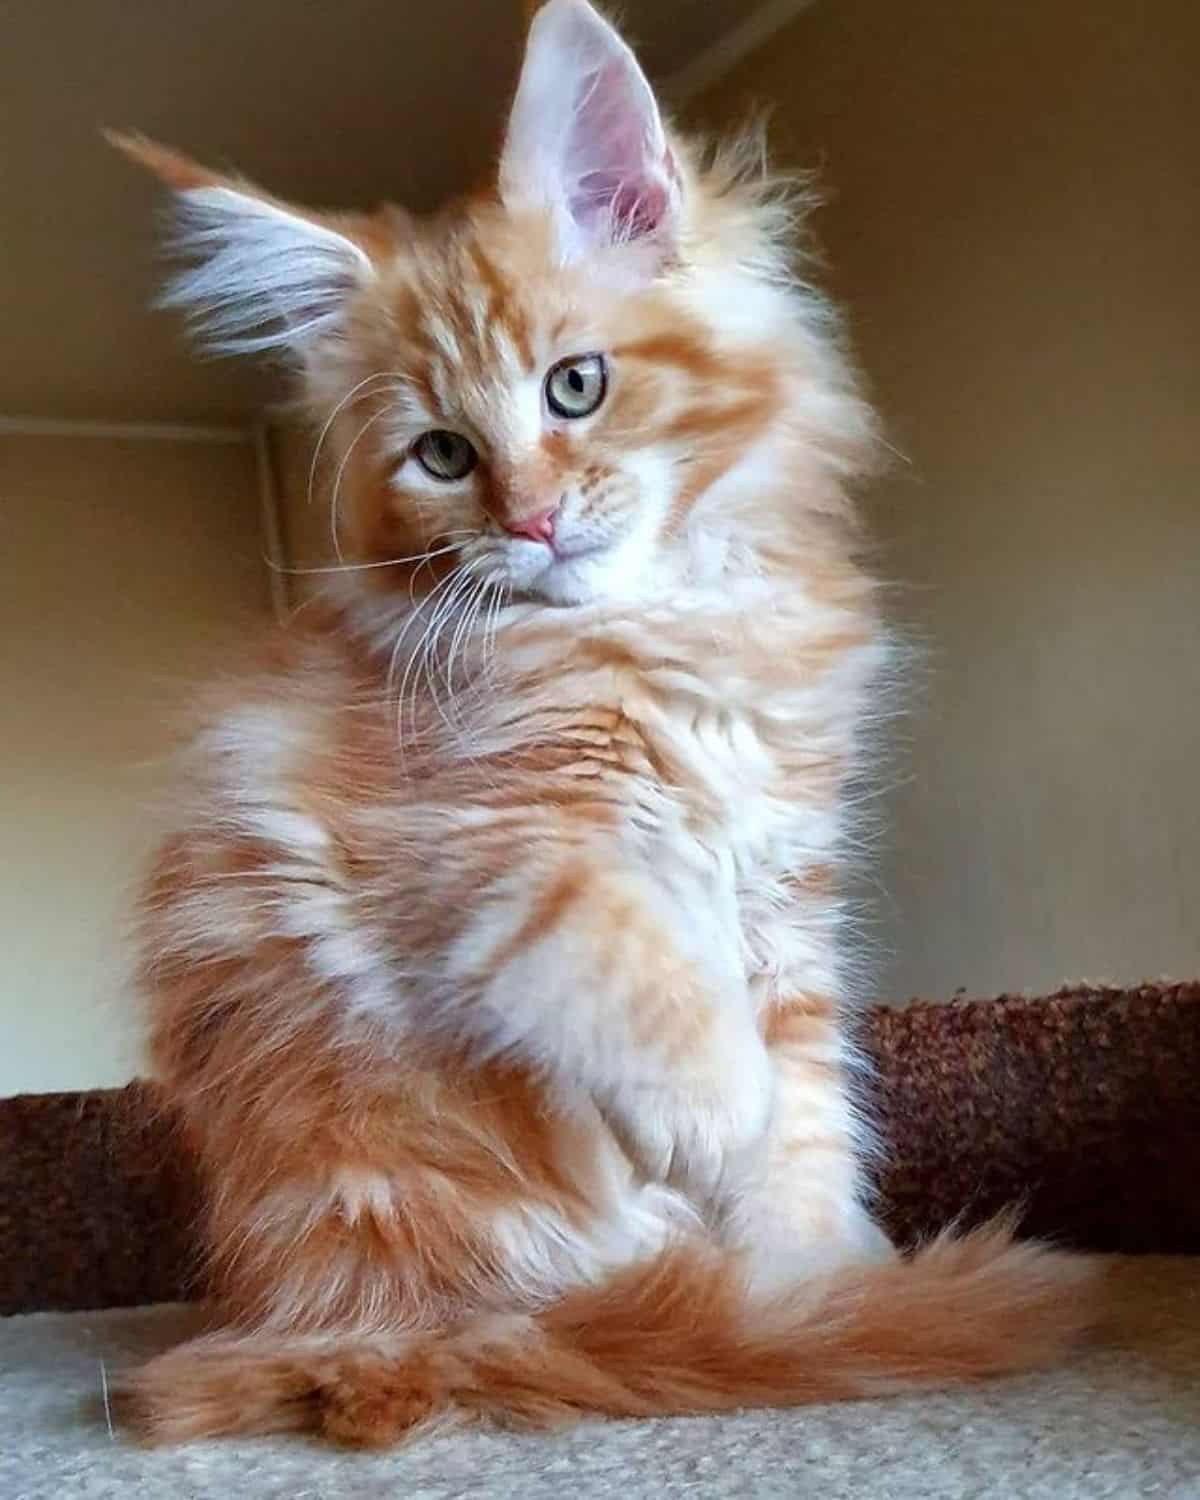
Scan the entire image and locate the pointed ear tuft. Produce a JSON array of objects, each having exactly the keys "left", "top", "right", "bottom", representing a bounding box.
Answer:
[
  {"left": 105, "top": 131, "right": 230, "bottom": 192},
  {"left": 500, "top": 0, "right": 679, "bottom": 261},
  {"left": 109, "top": 132, "right": 374, "bottom": 362}
]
